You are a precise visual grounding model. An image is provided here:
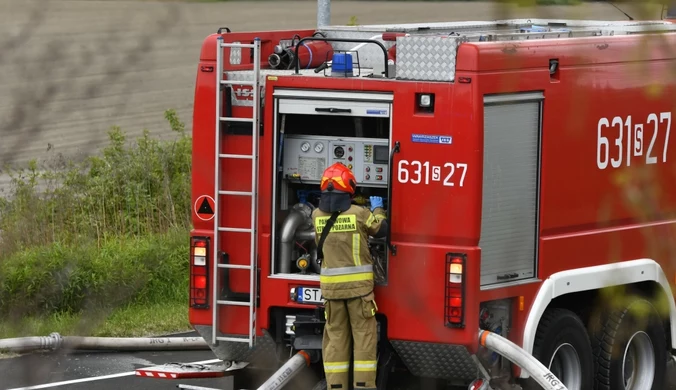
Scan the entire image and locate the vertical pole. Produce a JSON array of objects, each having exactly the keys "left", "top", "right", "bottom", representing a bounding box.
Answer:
[
  {"left": 250, "top": 37, "right": 261, "bottom": 348},
  {"left": 317, "top": 0, "right": 331, "bottom": 28},
  {"left": 213, "top": 36, "right": 223, "bottom": 347}
]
